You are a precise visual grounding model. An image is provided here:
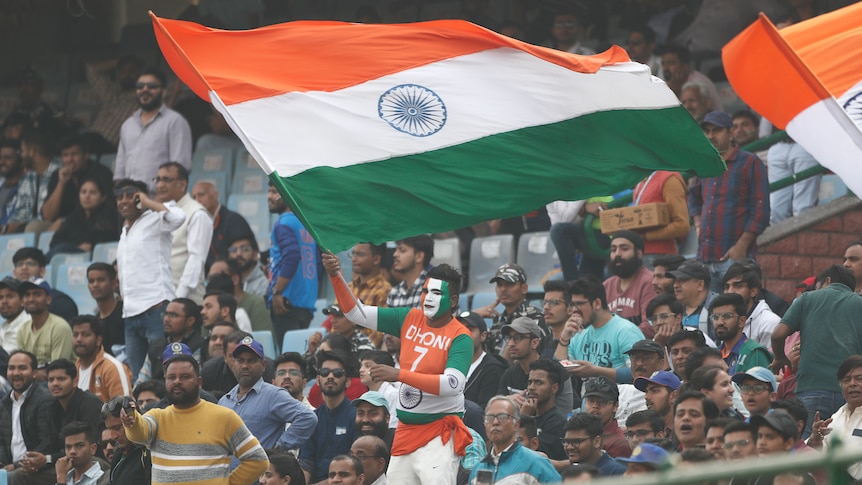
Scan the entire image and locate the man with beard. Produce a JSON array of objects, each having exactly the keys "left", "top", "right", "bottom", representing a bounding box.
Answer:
[
  {"left": 207, "top": 259, "right": 272, "bottom": 333},
  {"left": 352, "top": 391, "right": 394, "bottom": 448},
  {"left": 219, "top": 336, "right": 316, "bottom": 457},
  {"left": 300, "top": 349, "right": 357, "bottom": 485},
  {"left": 273, "top": 351, "right": 311, "bottom": 407},
  {"left": 85, "top": 55, "right": 142, "bottom": 148},
  {"left": 86, "top": 263, "right": 124, "bottom": 357},
  {"left": 672, "top": 260, "right": 718, "bottom": 341},
  {"left": 0, "top": 277, "right": 27, "bottom": 352},
  {"left": 582, "top": 377, "right": 631, "bottom": 458},
  {"left": 202, "top": 330, "right": 276, "bottom": 398},
  {"left": 101, "top": 396, "right": 151, "bottom": 485},
  {"left": 562, "top": 413, "right": 625, "bottom": 477},
  {"left": 12, "top": 248, "right": 77, "bottom": 323},
  {"left": 604, "top": 232, "right": 658, "bottom": 337},
  {"left": 652, "top": 255, "right": 686, "bottom": 296},
  {"left": 226, "top": 236, "right": 268, "bottom": 298},
  {"left": 0, "top": 138, "right": 25, "bottom": 231},
  {"left": 17, "top": 278, "right": 75, "bottom": 369},
  {"left": 385, "top": 234, "right": 434, "bottom": 309},
  {"left": 53, "top": 422, "right": 108, "bottom": 485},
  {"left": 634, "top": 371, "right": 681, "bottom": 438},
  {"left": 8, "top": 132, "right": 61, "bottom": 233},
  {"left": 709, "top": 294, "right": 771, "bottom": 375},
  {"left": 721, "top": 263, "right": 780, "bottom": 348},
  {"left": 72, "top": 316, "right": 132, "bottom": 402},
  {"left": 519, "top": 359, "right": 567, "bottom": 462},
  {"left": 0, "top": 351, "right": 53, "bottom": 480},
  {"left": 114, "top": 68, "right": 192, "bottom": 193},
  {"left": 469, "top": 396, "right": 561, "bottom": 484},
  {"left": 136, "top": 298, "right": 206, "bottom": 384},
  {"left": 121, "top": 353, "right": 268, "bottom": 484}
]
